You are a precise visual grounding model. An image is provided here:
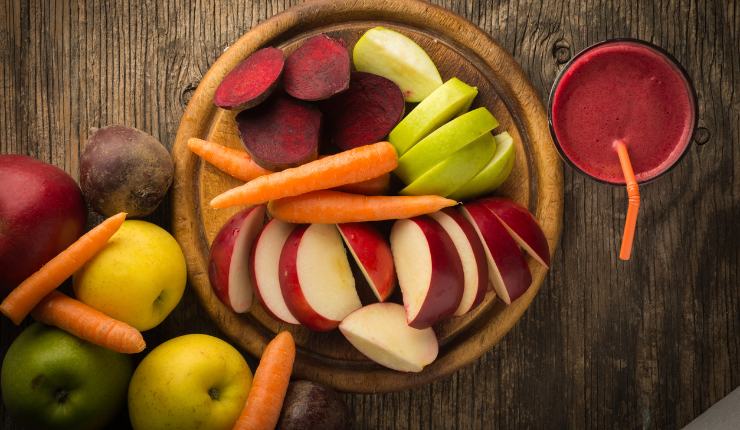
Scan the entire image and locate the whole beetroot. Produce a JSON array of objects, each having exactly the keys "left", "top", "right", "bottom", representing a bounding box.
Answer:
[
  {"left": 278, "top": 380, "right": 351, "bottom": 430},
  {"left": 80, "top": 125, "right": 173, "bottom": 217}
]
